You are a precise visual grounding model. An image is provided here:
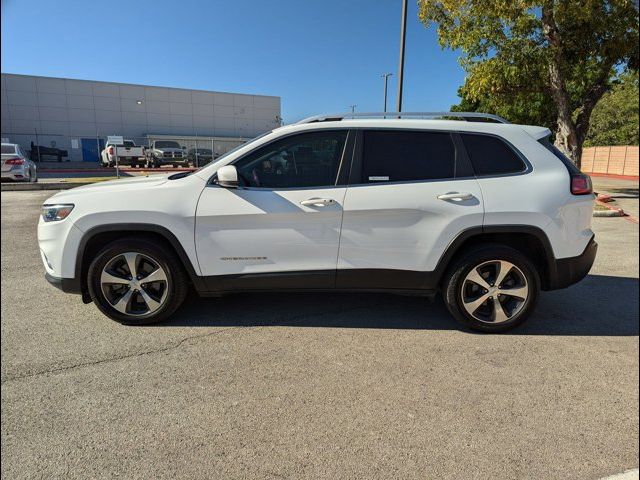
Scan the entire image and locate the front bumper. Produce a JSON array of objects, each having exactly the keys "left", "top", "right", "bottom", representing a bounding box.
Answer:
[
  {"left": 158, "top": 158, "right": 188, "bottom": 165},
  {"left": 45, "top": 272, "right": 82, "bottom": 294},
  {"left": 547, "top": 237, "right": 598, "bottom": 290}
]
